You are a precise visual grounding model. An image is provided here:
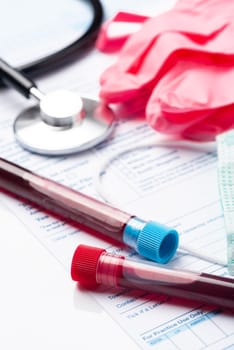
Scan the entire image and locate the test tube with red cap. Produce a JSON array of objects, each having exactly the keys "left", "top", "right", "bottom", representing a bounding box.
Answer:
[{"left": 71, "top": 244, "right": 234, "bottom": 310}]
